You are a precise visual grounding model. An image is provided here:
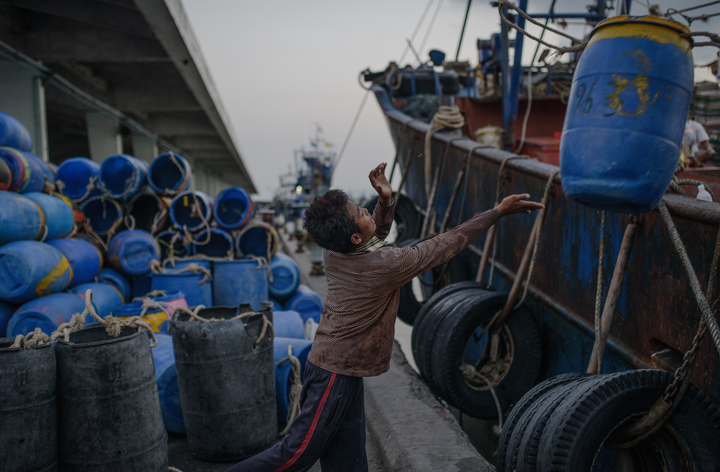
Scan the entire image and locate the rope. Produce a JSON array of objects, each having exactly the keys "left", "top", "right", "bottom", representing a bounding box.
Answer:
[
  {"left": 590, "top": 211, "right": 606, "bottom": 374},
  {"left": 399, "top": 0, "right": 435, "bottom": 64},
  {"left": 421, "top": 136, "right": 463, "bottom": 237},
  {"left": 138, "top": 298, "right": 171, "bottom": 320},
  {"left": 124, "top": 213, "right": 136, "bottom": 231},
  {"left": 515, "top": 67, "right": 533, "bottom": 154},
  {"left": 135, "top": 290, "right": 168, "bottom": 300},
  {"left": 497, "top": 1, "right": 587, "bottom": 55},
  {"left": 149, "top": 259, "right": 165, "bottom": 274},
  {"left": 459, "top": 366, "right": 503, "bottom": 435},
  {"left": 37, "top": 224, "right": 49, "bottom": 243},
  {"left": 439, "top": 144, "right": 487, "bottom": 234},
  {"left": 248, "top": 255, "right": 273, "bottom": 284},
  {"left": 171, "top": 307, "right": 274, "bottom": 346},
  {"left": 10, "top": 328, "right": 50, "bottom": 350},
  {"left": 56, "top": 176, "right": 98, "bottom": 203},
  {"left": 424, "top": 106, "right": 465, "bottom": 198},
  {"left": 417, "top": 0, "right": 445, "bottom": 61},
  {"left": 278, "top": 345, "right": 303, "bottom": 436},
  {"left": 50, "top": 313, "right": 87, "bottom": 342},
  {"left": 174, "top": 263, "right": 213, "bottom": 285},
  {"left": 150, "top": 208, "right": 167, "bottom": 235},
  {"left": 165, "top": 152, "right": 186, "bottom": 195}
]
